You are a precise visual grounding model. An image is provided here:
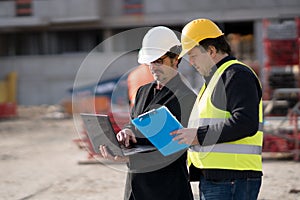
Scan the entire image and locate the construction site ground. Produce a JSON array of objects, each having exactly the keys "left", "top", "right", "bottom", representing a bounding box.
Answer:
[{"left": 0, "top": 105, "right": 300, "bottom": 200}]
